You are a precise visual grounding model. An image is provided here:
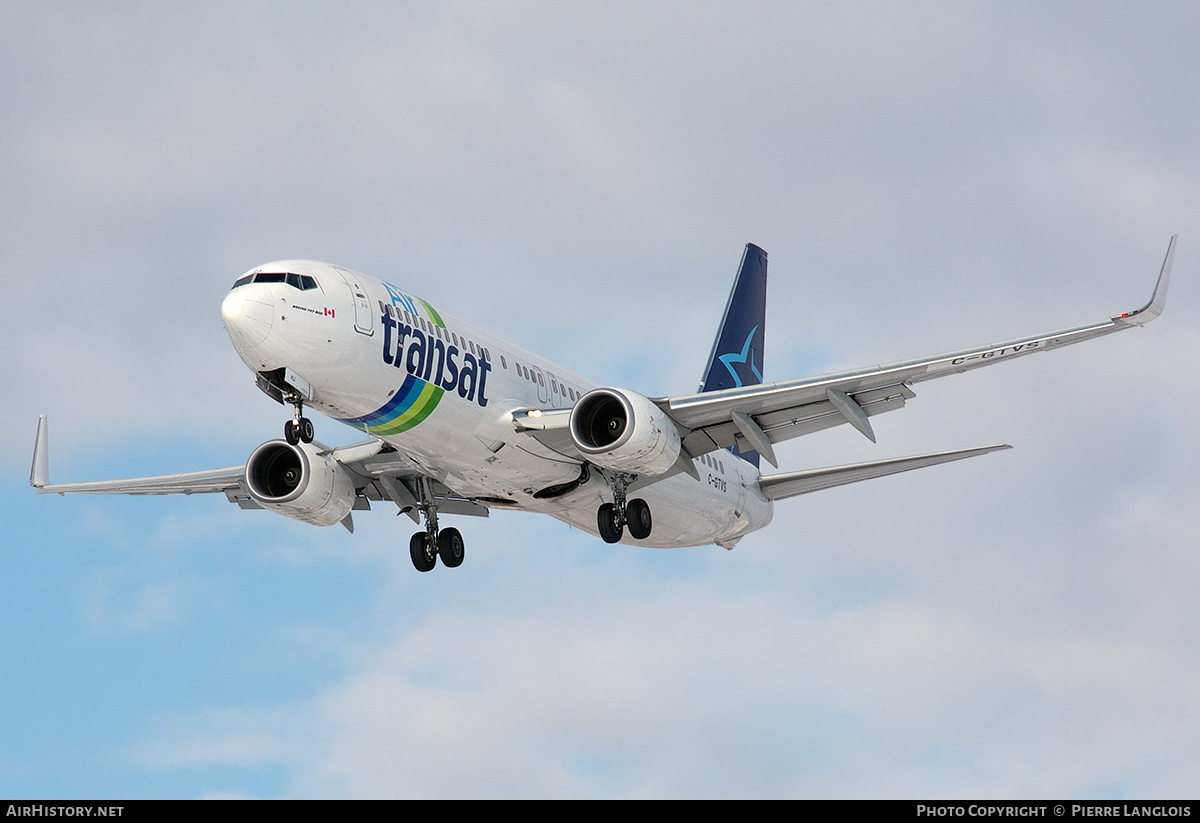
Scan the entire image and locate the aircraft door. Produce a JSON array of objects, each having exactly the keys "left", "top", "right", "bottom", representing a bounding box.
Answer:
[
  {"left": 534, "top": 367, "right": 550, "bottom": 405},
  {"left": 546, "top": 371, "right": 564, "bottom": 407},
  {"left": 334, "top": 267, "right": 374, "bottom": 336}
]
